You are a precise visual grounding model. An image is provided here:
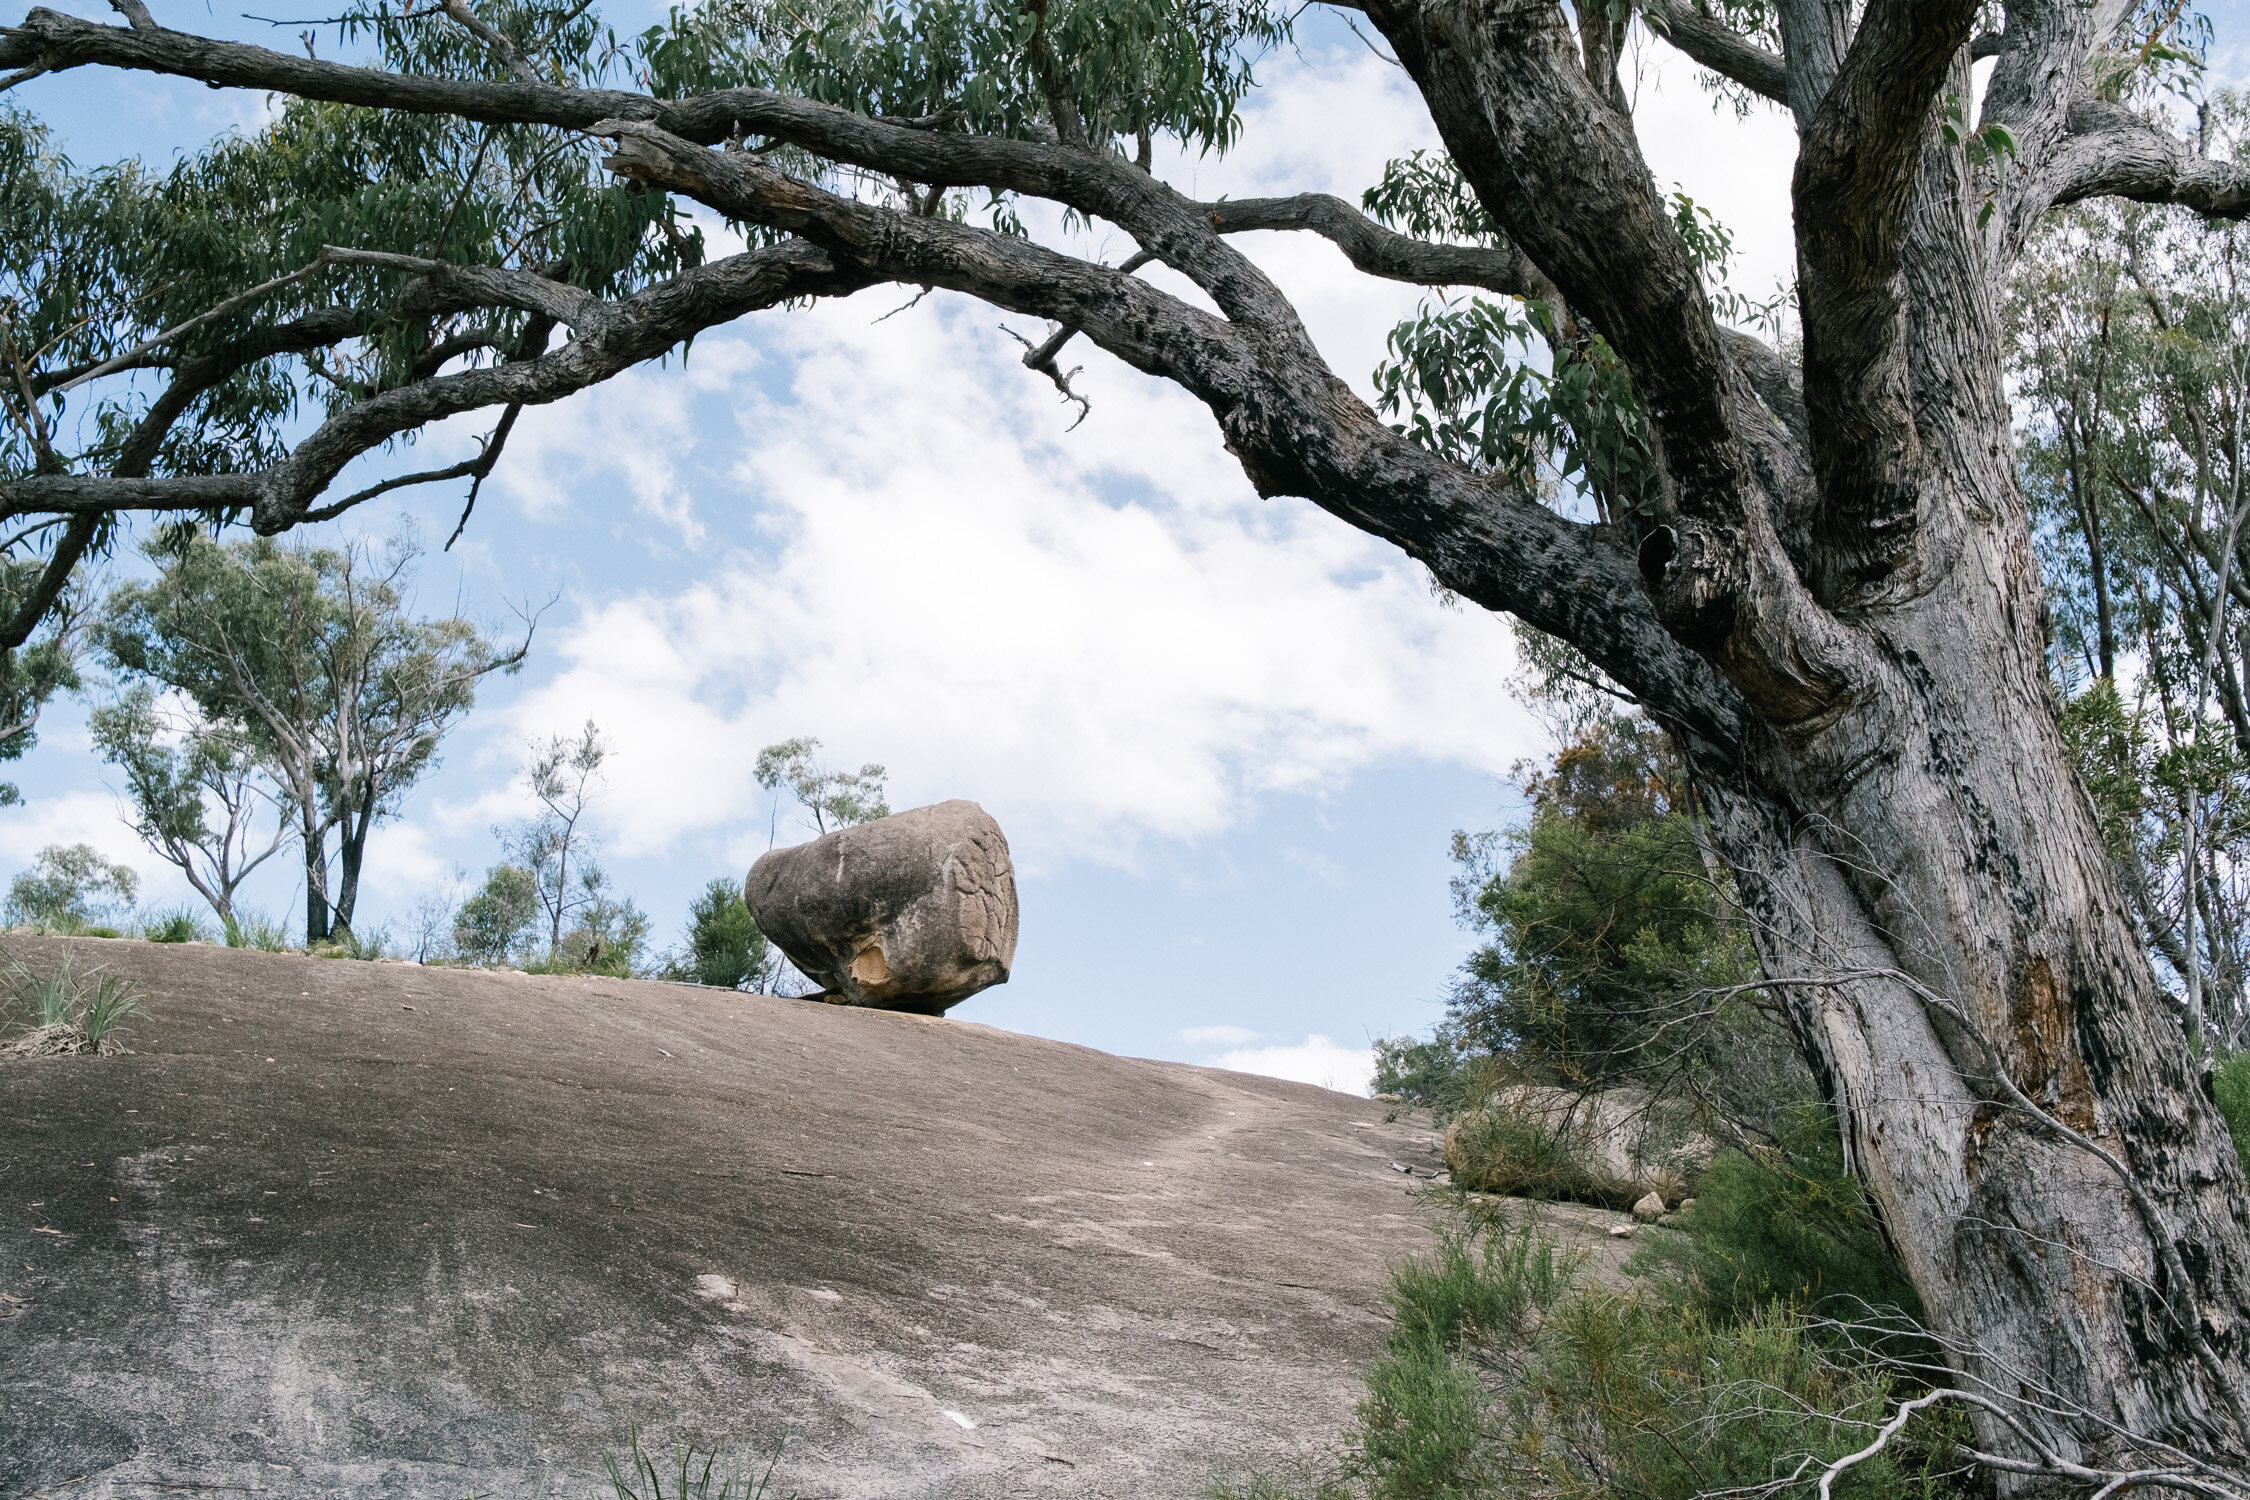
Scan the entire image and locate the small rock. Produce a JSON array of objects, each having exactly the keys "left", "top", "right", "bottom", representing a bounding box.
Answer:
[
  {"left": 1631, "top": 1190, "right": 1666, "bottom": 1222},
  {"left": 1608, "top": 1224, "right": 1636, "bottom": 1239},
  {"left": 1678, "top": 1197, "right": 1697, "bottom": 1212},
  {"left": 1388, "top": 1161, "right": 1412, "bottom": 1174},
  {"left": 1656, "top": 1213, "right": 1677, "bottom": 1228}
]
